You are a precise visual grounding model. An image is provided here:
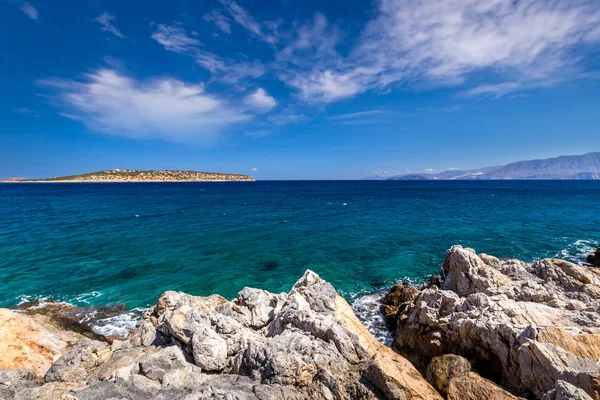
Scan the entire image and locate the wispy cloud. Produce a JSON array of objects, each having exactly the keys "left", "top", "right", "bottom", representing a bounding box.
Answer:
[
  {"left": 244, "top": 88, "right": 277, "bottom": 113},
  {"left": 251, "top": 167, "right": 257, "bottom": 171},
  {"left": 328, "top": 110, "right": 385, "bottom": 120},
  {"left": 203, "top": 10, "right": 231, "bottom": 34},
  {"left": 13, "top": 107, "right": 41, "bottom": 117},
  {"left": 219, "top": 0, "right": 278, "bottom": 43},
  {"left": 268, "top": 111, "right": 307, "bottom": 126},
  {"left": 21, "top": 2, "right": 38, "bottom": 22},
  {"left": 424, "top": 168, "right": 434, "bottom": 172},
  {"left": 38, "top": 69, "right": 251, "bottom": 143},
  {"left": 151, "top": 24, "right": 199, "bottom": 53},
  {"left": 96, "top": 12, "right": 126, "bottom": 39},
  {"left": 274, "top": 0, "right": 600, "bottom": 102},
  {"left": 151, "top": 23, "right": 264, "bottom": 84}
]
